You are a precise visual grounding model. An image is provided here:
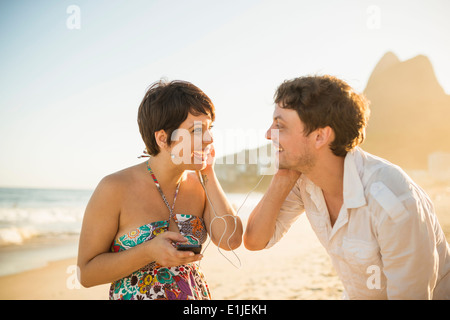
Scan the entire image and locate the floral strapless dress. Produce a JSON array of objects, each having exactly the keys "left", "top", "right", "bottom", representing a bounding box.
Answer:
[{"left": 109, "top": 214, "right": 210, "bottom": 300}]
